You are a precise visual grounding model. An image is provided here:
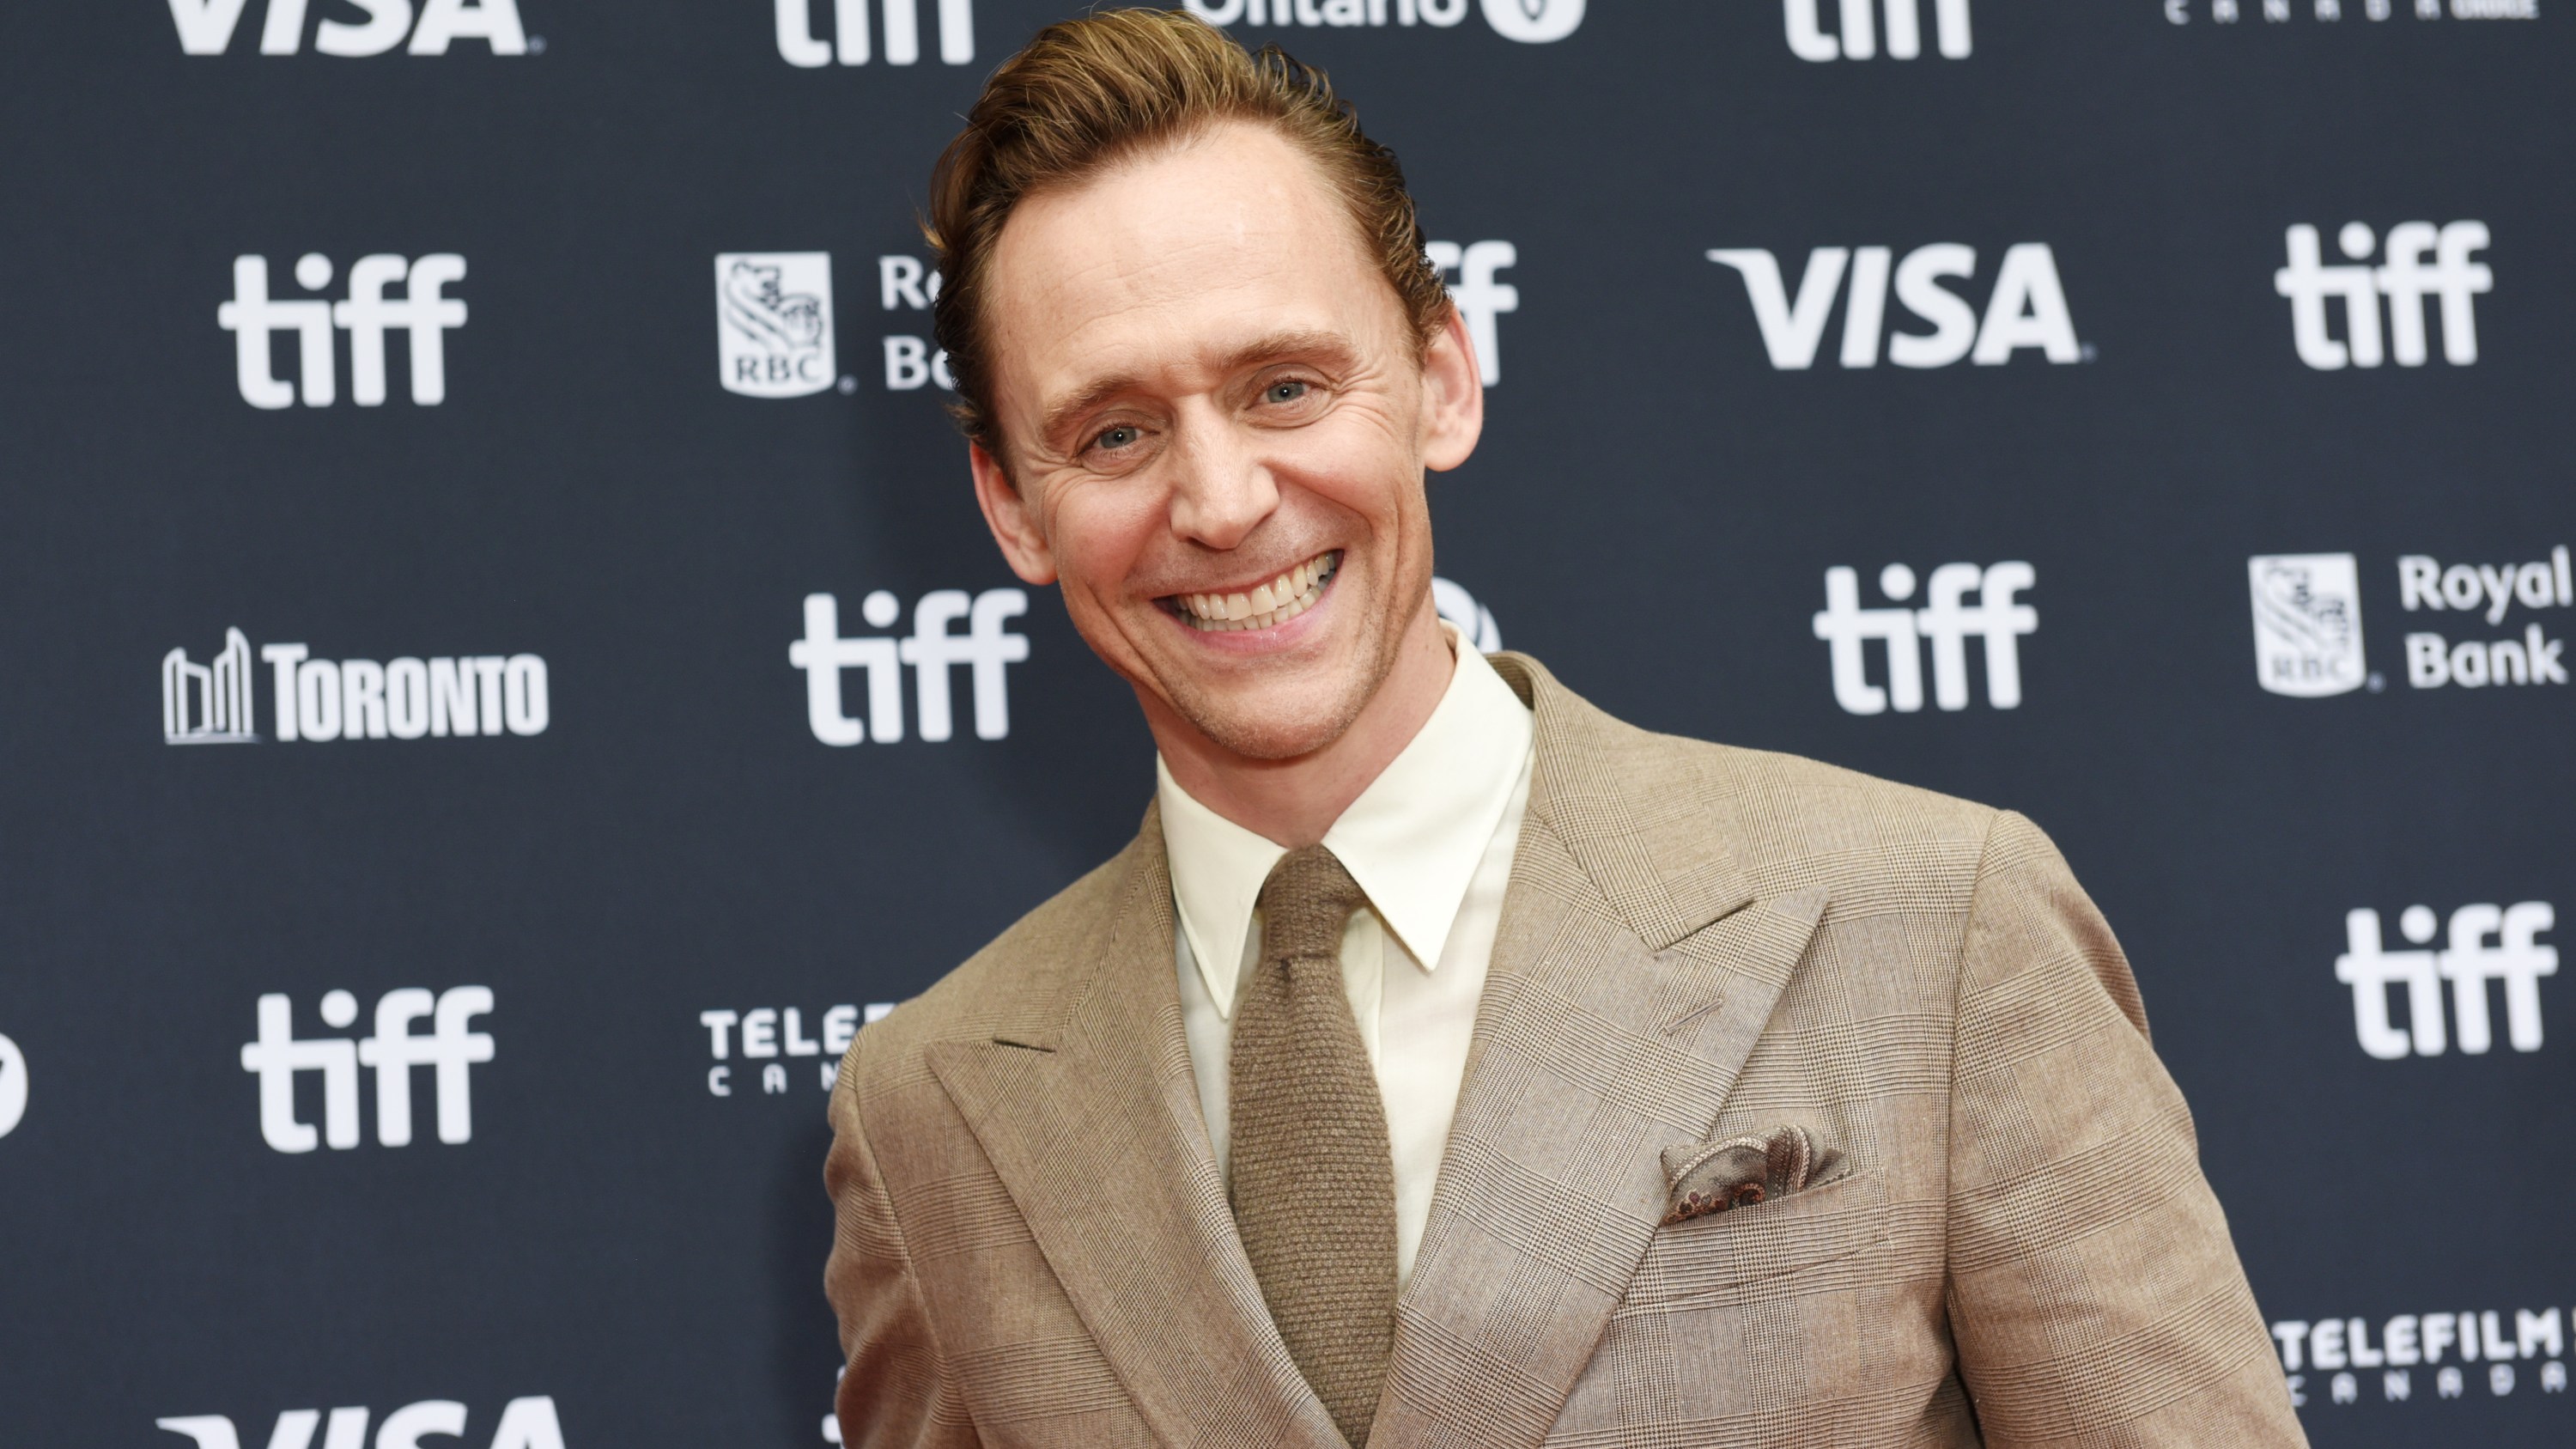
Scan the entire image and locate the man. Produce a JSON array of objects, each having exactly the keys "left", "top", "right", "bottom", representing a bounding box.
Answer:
[{"left": 824, "top": 11, "right": 2306, "bottom": 1448}]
